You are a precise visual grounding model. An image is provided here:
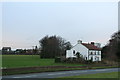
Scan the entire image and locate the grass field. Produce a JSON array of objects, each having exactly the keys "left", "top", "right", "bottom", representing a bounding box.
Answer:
[
  {"left": 0, "top": 55, "right": 2, "bottom": 68},
  {"left": 2, "top": 55, "right": 85, "bottom": 68},
  {"left": 2, "top": 55, "right": 119, "bottom": 75},
  {"left": 61, "top": 72, "right": 119, "bottom": 78}
]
